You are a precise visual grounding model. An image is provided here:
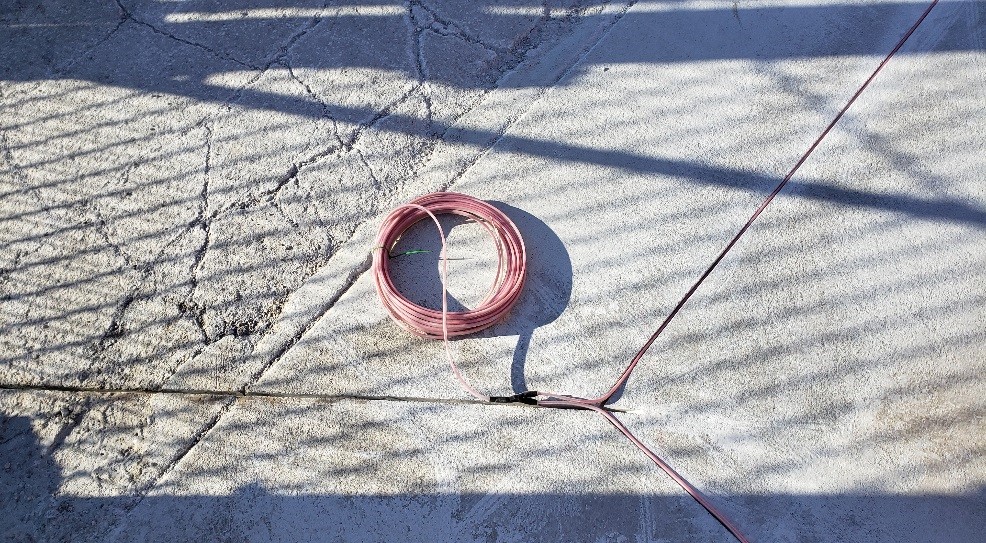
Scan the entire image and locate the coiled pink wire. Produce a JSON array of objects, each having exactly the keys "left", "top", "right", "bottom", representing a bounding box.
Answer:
[{"left": 372, "top": 192, "right": 527, "bottom": 401}]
